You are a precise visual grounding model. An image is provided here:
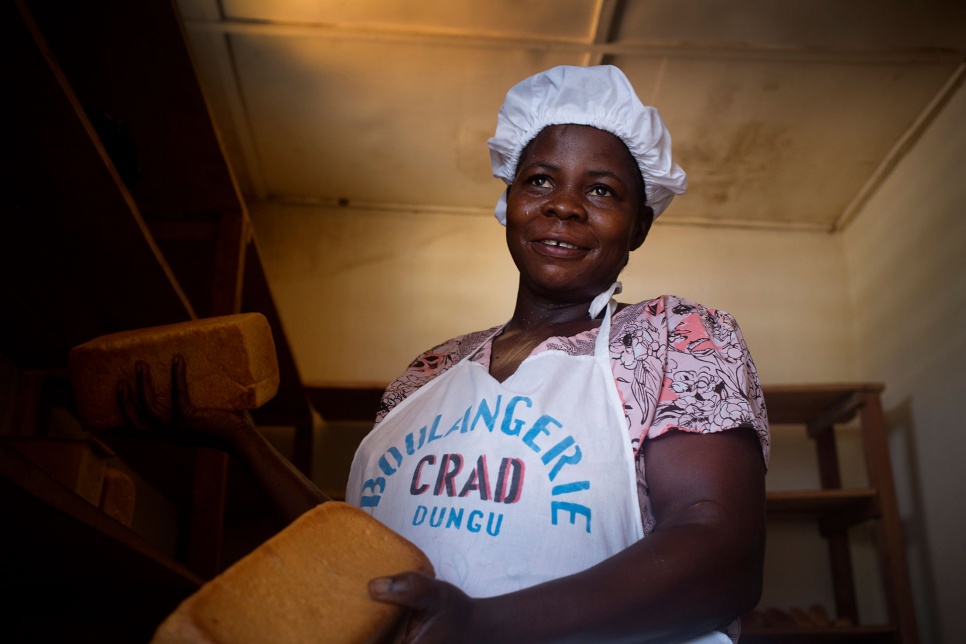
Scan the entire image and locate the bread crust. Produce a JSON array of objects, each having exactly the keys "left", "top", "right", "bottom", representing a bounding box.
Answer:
[
  {"left": 152, "top": 503, "right": 434, "bottom": 644},
  {"left": 68, "top": 313, "right": 279, "bottom": 429}
]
